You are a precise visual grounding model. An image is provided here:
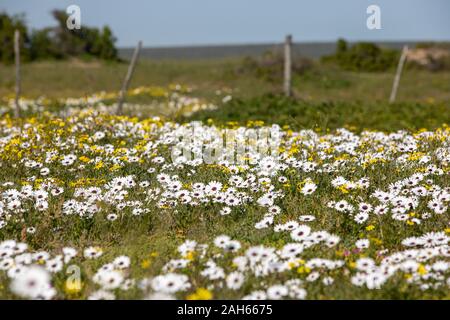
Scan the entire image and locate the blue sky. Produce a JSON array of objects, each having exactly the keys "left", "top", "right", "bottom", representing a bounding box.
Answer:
[{"left": 1, "top": 0, "right": 449, "bottom": 47}]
